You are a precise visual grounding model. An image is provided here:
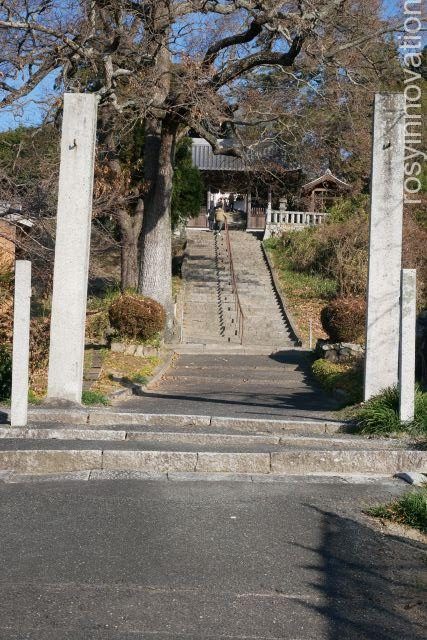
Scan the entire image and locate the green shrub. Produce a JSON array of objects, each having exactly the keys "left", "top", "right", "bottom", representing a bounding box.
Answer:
[
  {"left": 172, "top": 137, "right": 204, "bottom": 227},
  {"left": 131, "top": 373, "right": 148, "bottom": 385},
  {"left": 265, "top": 240, "right": 337, "bottom": 300},
  {"left": 321, "top": 296, "right": 366, "bottom": 343},
  {"left": 86, "top": 310, "right": 110, "bottom": 342},
  {"left": 109, "top": 293, "right": 166, "bottom": 341},
  {"left": 81, "top": 390, "right": 109, "bottom": 406},
  {"left": 368, "top": 488, "right": 427, "bottom": 534},
  {"left": 263, "top": 236, "right": 281, "bottom": 251},
  {"left": 28, "top": 389, "right": 43, "bottom": 404},
  {"left": 0, "top": 345, "right": 12, "bottom": 401},
  {"left": 312, "top": 358, "right": 363, "bottom": 405},
  {"left": 326, "top": 194, "right": 369, "bottom": 224},
  {"left": 284, "top": 226, "right": 329, "bottom": 274},
  {"left": 282, "top": 212, "right": 368, "bottom": 296},
  {"left": 354, "top": 386, "right": 427, "bottom": 436}
]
